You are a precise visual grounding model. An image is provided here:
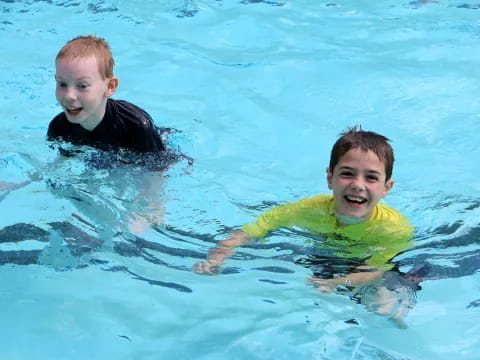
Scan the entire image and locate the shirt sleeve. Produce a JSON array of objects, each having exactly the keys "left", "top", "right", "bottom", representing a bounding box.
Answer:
[
  {"left": 47, "top": 113, "right": 66, "bottom": 140},
  {"left": 113, "top": 100, "right": 166, "bottom": 153},
  {"left": 241, "top": 202, "right": 299, "bottom": 239},
  {"left": 133, "top": 112, "right": 166, "bottom": 153},
  {"left": 240, "top": 196, "right": 332, "bottom": 239}
]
